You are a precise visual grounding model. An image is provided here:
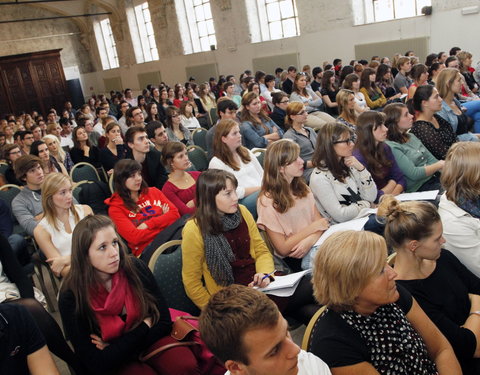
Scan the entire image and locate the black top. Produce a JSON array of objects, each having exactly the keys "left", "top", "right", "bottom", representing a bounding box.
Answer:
[
  {"left": 99, "top": 145, "right": 126, "bottom": 172},
  {"left": 70, "top": 146, "right": 101, "bottom": 168},
  {"left": 58, "top": 257, "right": 172, "bottom": 374},
  {"left": 411, "top": 114, "right": 457, "bottom": 160},
  {"left": 310, "top": 80, "right": 321, "bottom": 93},
  {"left": 310, "top": 284, "right": 435, "bottom": 372},
  {"left": 0, "top": 233, "right": 33, "bottom": 298},
  {"left": 0, "top": 303, "right": 46, "bottom": 375},
  {"left": 4, "top": 165, "right": 22, "bottom": 186},
  {"left": 282, "top": 78, "right": 293, "bottom": 95},
  {"left": 397, "top": 250, "right": 480, "bottom": 373},
  {"left": 269, "top": 107, "right": 287, "bottom": 132},
  {"left": 320, "top": 87, "right": 339, "bottom": 116}
]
